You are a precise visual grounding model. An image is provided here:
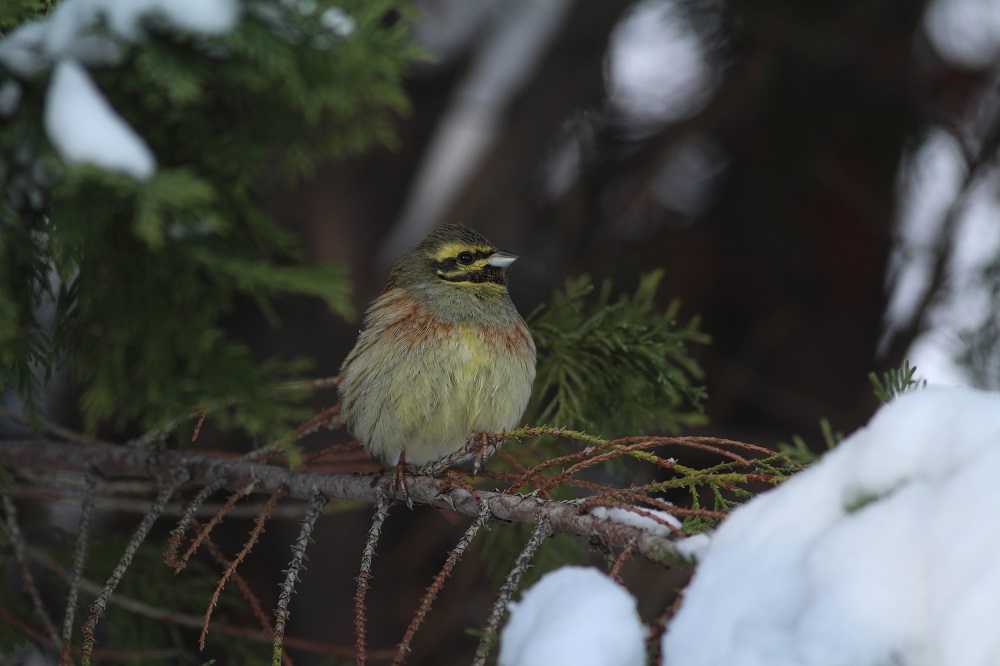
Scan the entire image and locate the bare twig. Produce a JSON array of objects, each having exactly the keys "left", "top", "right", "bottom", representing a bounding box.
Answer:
[
  {"left": 201, "top": 484, "right": 286, "bottom": 650},
  {"left": 177, "top": 478, "right": 258, "bottom": 573},
  {"left": 609, "top": 540, "right": 639, "bottom": 584},
  {"left": 472, "top": 517, "right": 553, "bottom": 666},
  {"left": 164, "top": 471, "right": 228, "bottom": 568},
  {"left": 2, "top": 493, "right": 60, "bottom": 646},
  {"left": 81, "top": 467, "right": 188, "bottom": 665},
  {"left": 276, "top": 375, "right": 341, "bottom": 392},
  {"left": 272, "top": 487, "right": 328, "bottom": 666},
  {"left": 392, "top": 501, "right": 493, "bottom": 666},
  {"left": 60, "top": 473, "right": 96, "bottom": 665},
  {"left": 0, "top": 408, "right": 110, "bottom": 447},
  {"left": 29, "top": 545, "right": 373, "bottom": 660},
  {"left": 355, "top": 489, "right": 391, "bottom": 666},
  {"left": 199, "top": 532, "right": 279, "bottom": 655},
  {"left": 9, "top": 482, "right": 313, "bottom": 520}
]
